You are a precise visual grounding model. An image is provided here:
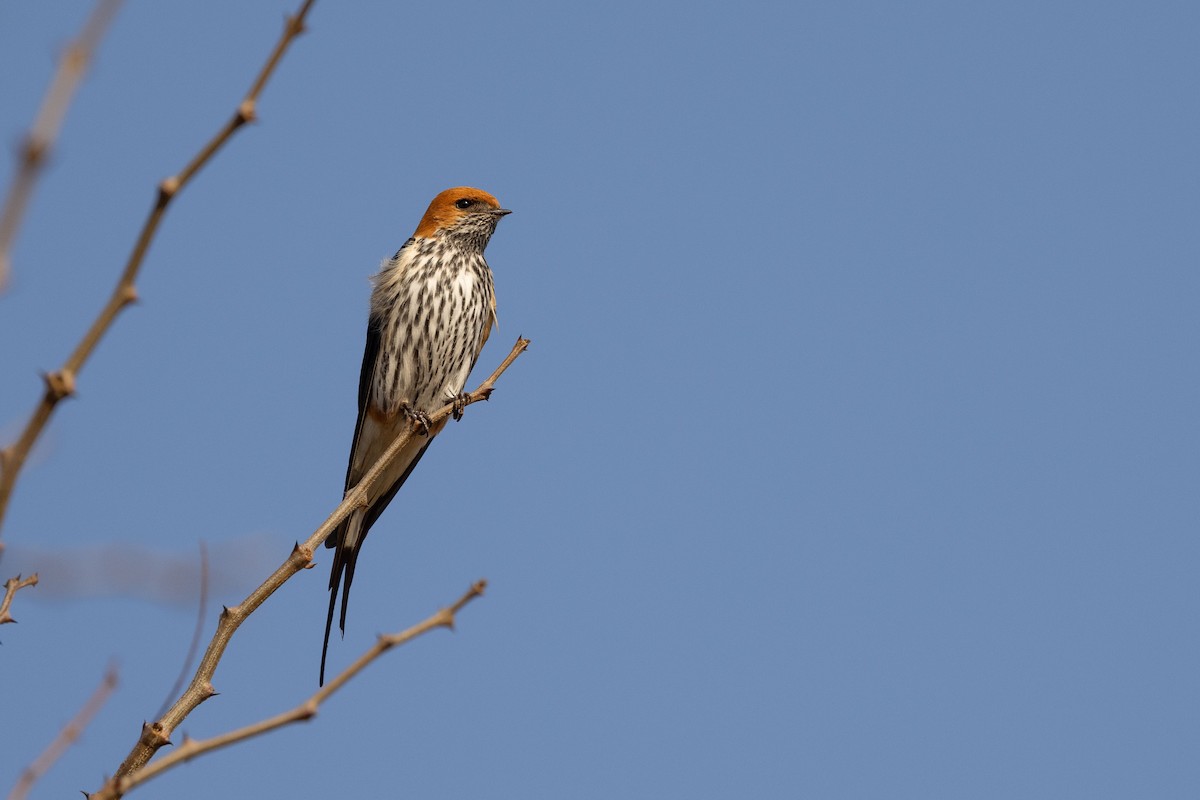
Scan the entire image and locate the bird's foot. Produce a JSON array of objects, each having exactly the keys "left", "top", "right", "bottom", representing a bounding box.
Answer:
[
  {"left": 402, "top": 405, "right": 432, "bottom": 436},
  {"left": 451, "top": 392, "right": 472, "bottom": 421}
]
